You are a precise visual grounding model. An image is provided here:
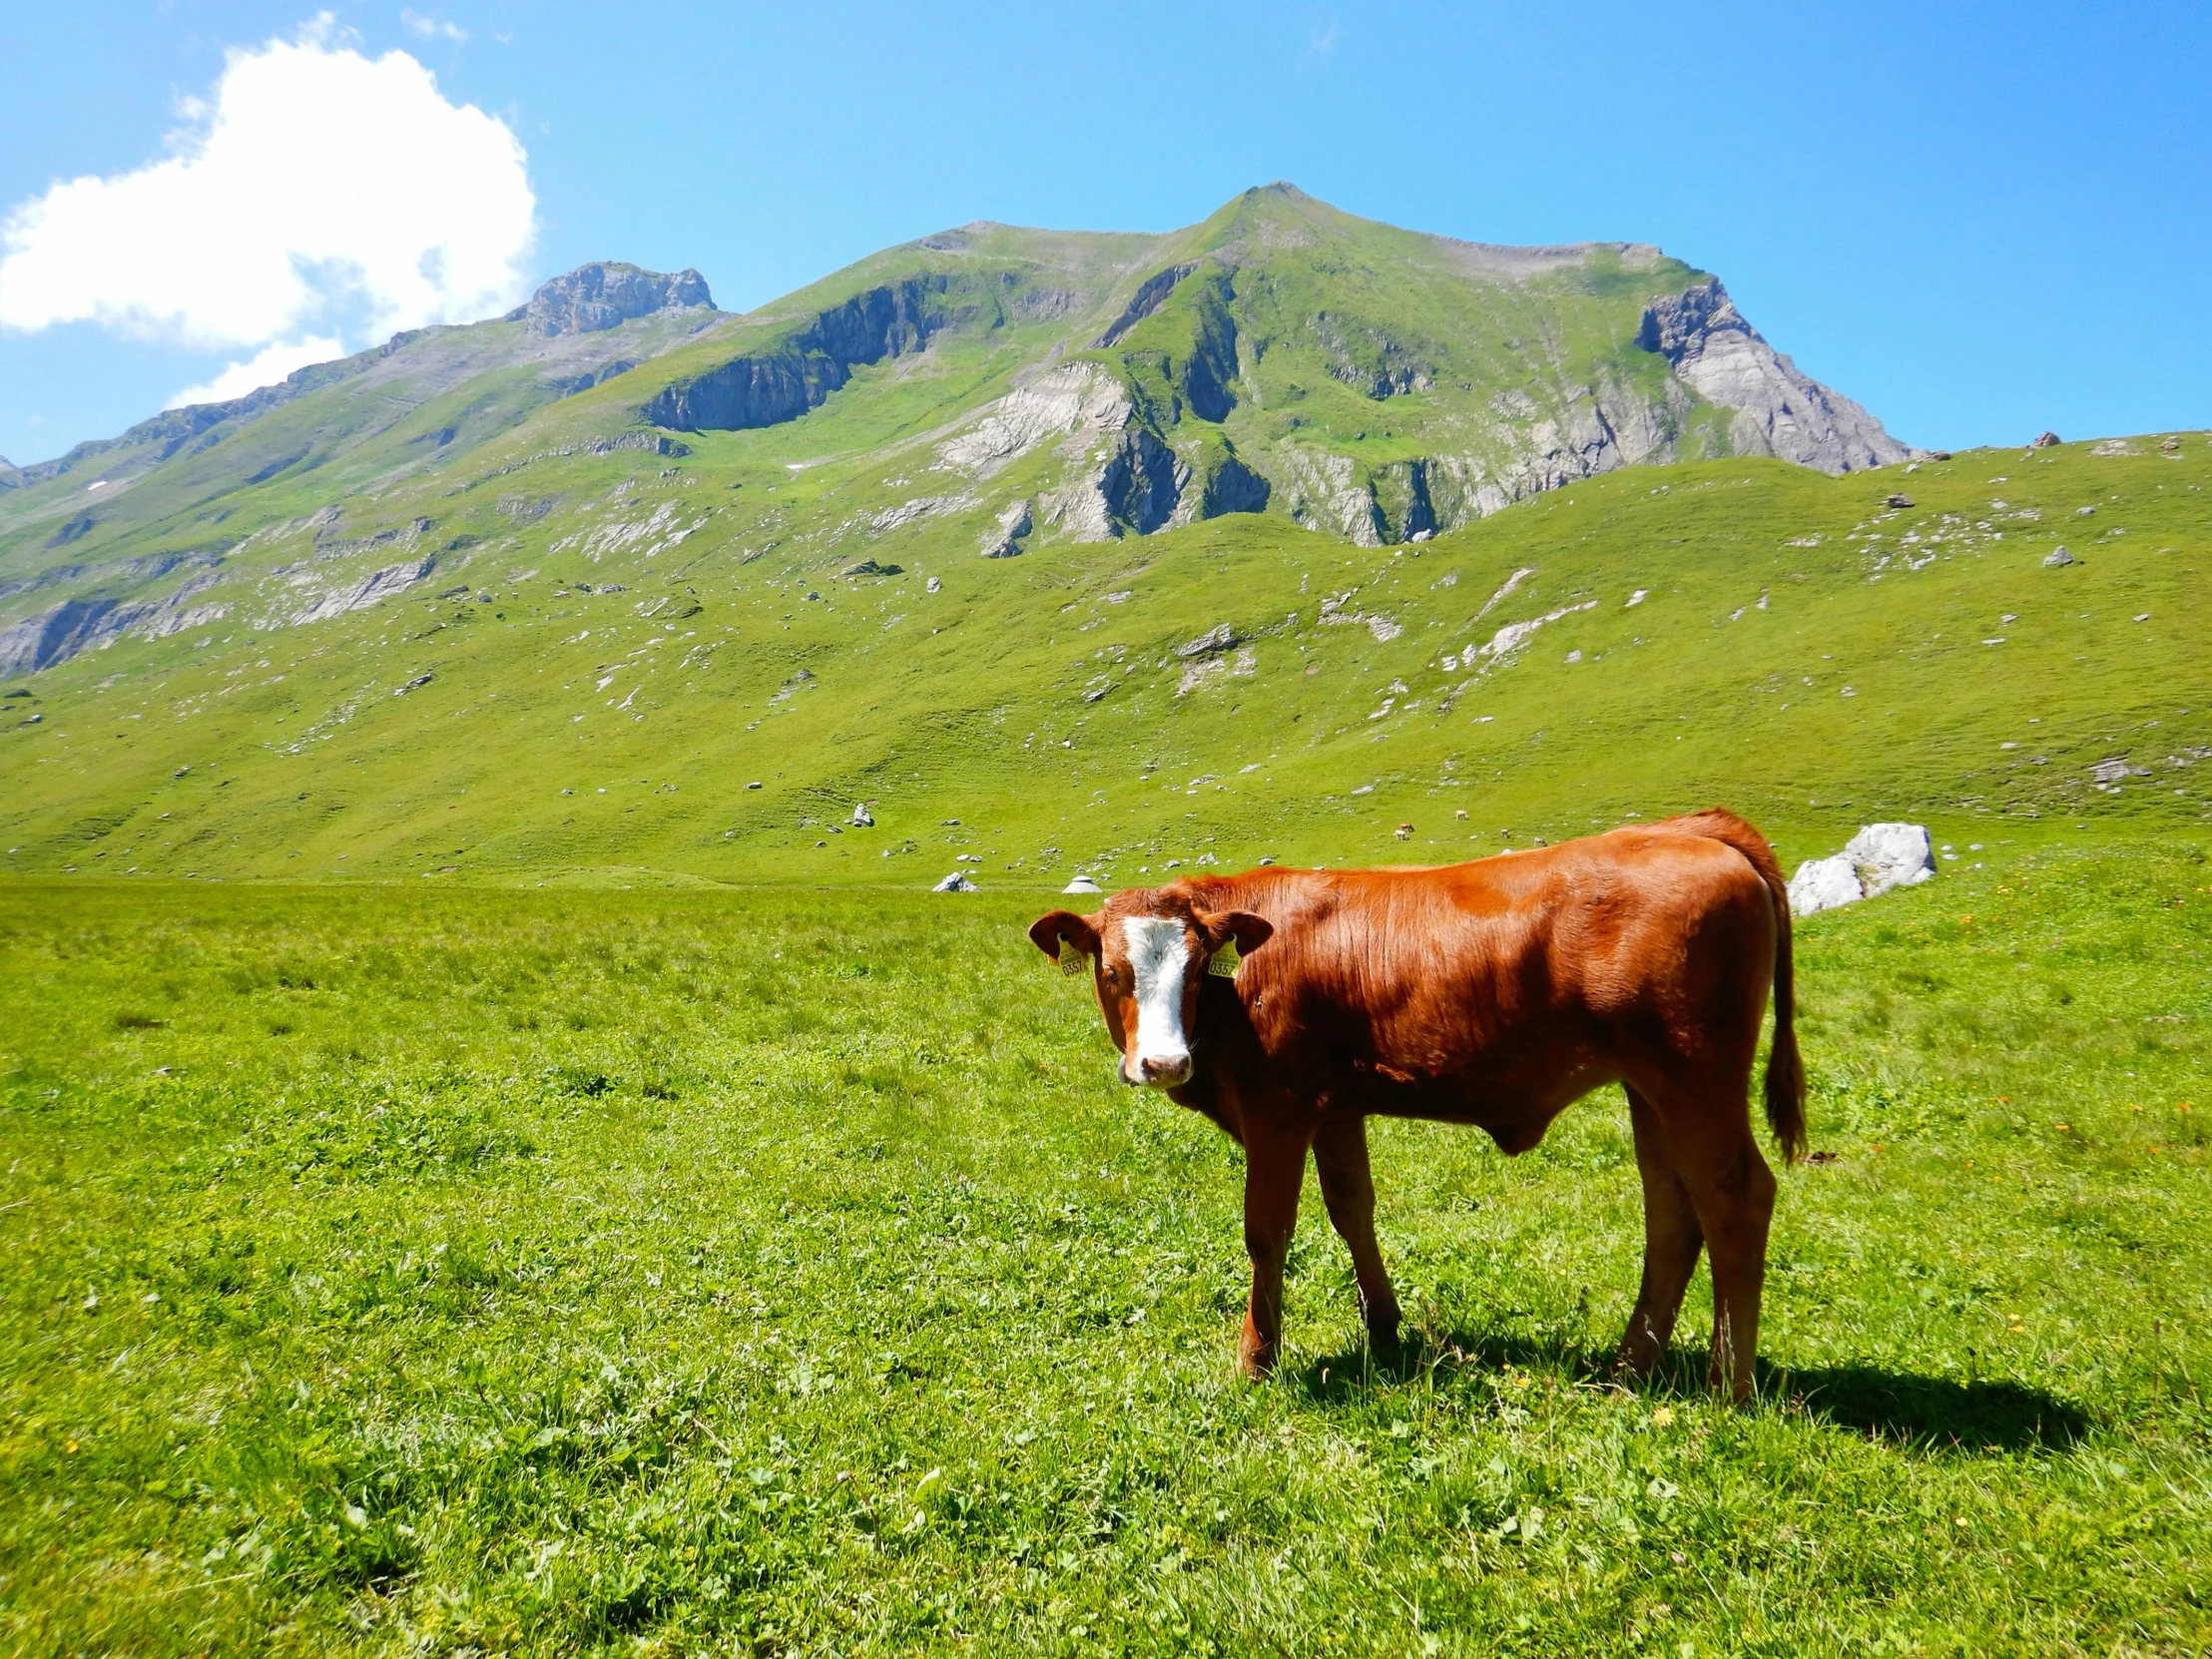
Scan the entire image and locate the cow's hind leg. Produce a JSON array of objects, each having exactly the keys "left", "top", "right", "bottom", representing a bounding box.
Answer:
[
  {"left": 1238, "top": 1121, "right": 1312, "bottom": 1379},
  {"left": 1635, "top": 1080, "right": 1777, "bottom": 1403},
  {"left": 1313, "top": 1117, "right": 1400, "bottom": 1347},
  {"left": 1614, "top": 1084, "right": 1704, "bottom": 1382}
]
